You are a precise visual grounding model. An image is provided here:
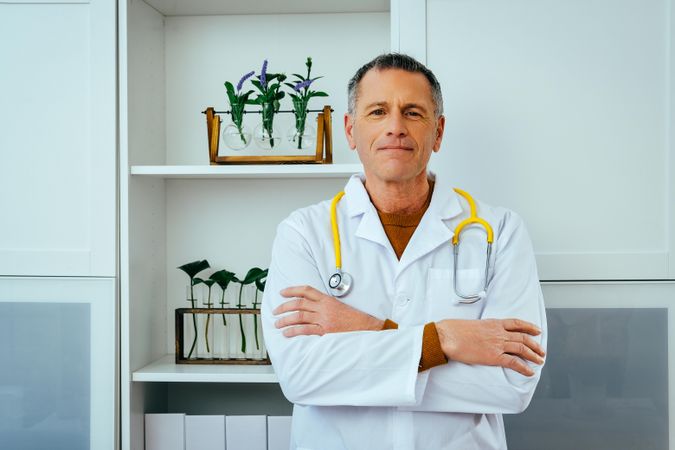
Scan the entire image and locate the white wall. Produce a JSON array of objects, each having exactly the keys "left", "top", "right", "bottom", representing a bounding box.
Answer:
[{"left": 421, "top": 0, "right": 674, "bottom": 280}]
